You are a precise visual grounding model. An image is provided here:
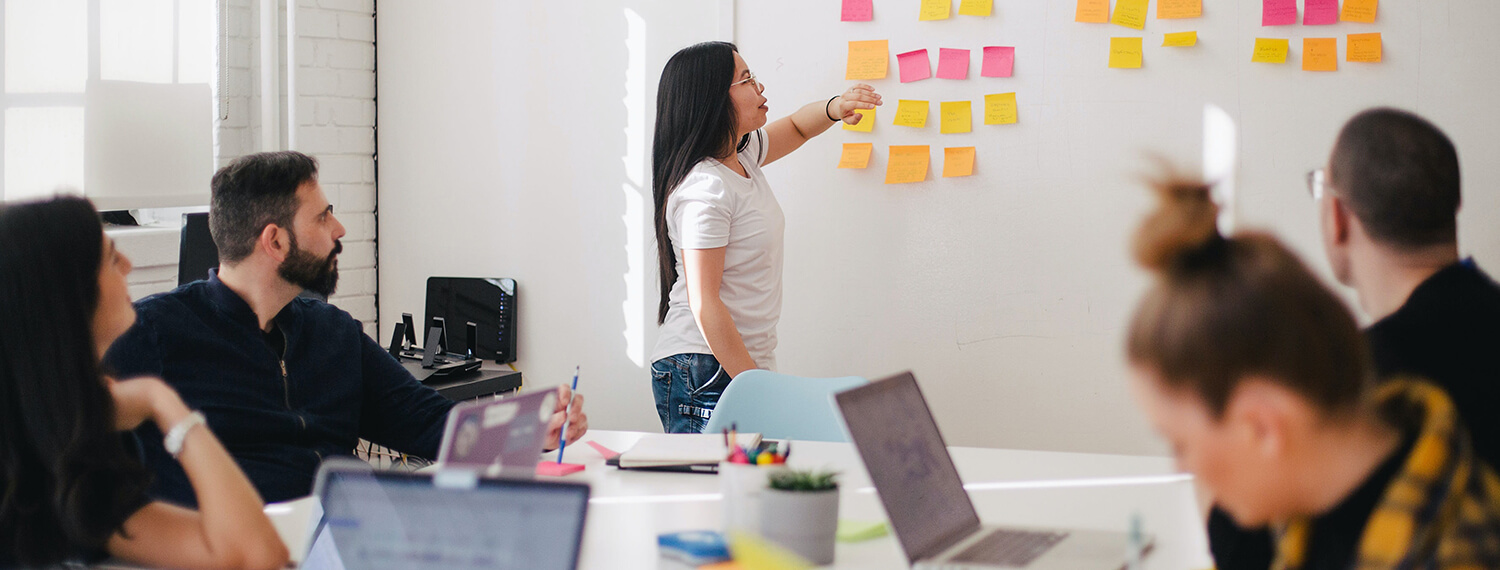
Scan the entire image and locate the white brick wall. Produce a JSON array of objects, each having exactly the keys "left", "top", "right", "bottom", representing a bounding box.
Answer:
[{"left": 118, "top": 0, "right": 379, "bottom": 338}]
